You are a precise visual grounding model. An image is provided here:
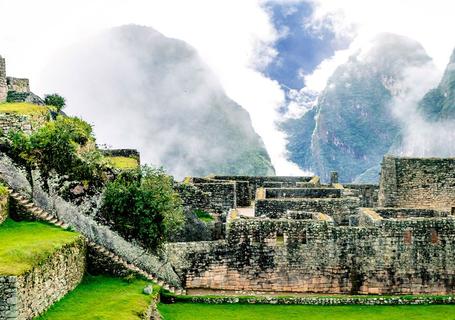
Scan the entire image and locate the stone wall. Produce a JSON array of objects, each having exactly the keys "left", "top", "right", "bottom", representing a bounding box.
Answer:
[
  {"left": 265, "top": 188, "right": 341, "bottom": 199},
  {"left": 212, "top": 176, "right": 313, "bottom": 201},
  {"left": 6, "top": 78, "right": 29, "bottom": 94},
  {"left": 0, "top": 192, "right": 7, "bottom": 225},
  {"left": 0, "top": 56, "right": 6, "bottom": 103},
  {"left": 193, "top": 182, "right": 236, "bottom": 213},
  {"left": 379, "top": 156, "right": 455, "bottom": 210},
  {"left": 167, "top": 216, "right": 455, "bottom": 295},
  {"left": 0, "top": 237, "right": 86, "bottom": 320},
  {"left": 255, "top": 197, "right": 360, "bottom": 225},
  {"left": 343, "top": 184, "right": 378, "bottom": 207},
  {"left": 0, "top": 112, "right": 49, "bottom": 136},
  {"left": 192, "top": 178, "right": 250, "bottom": 207}
]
